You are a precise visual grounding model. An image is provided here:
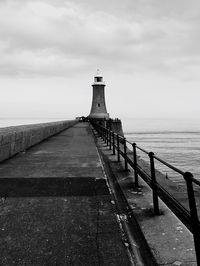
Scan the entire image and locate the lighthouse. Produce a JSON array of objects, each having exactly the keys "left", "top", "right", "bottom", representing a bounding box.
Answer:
[{"left": 89, "top": 70, "right": 109, "bottom": 120}]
